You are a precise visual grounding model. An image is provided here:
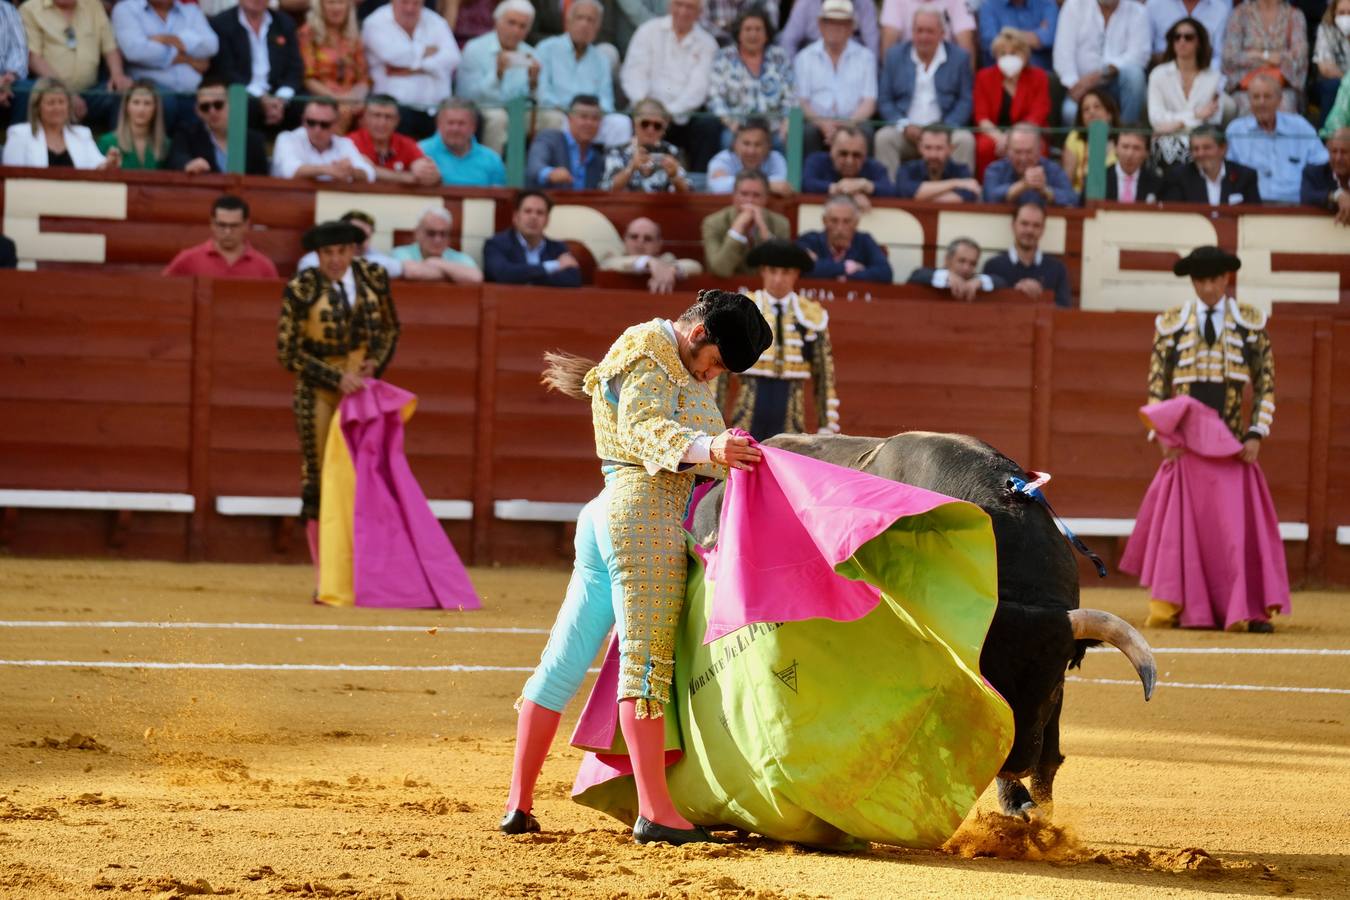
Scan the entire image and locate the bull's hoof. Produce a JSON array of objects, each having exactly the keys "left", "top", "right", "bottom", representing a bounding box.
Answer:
[{"left": 996, "top": 777, "right": 1036, "bottom": 819}]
